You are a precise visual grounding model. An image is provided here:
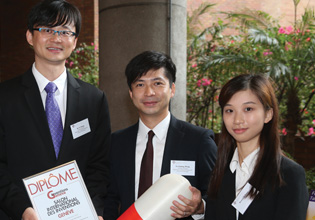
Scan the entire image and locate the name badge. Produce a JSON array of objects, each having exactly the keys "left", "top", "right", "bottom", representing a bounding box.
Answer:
[
  {"left": 232, "top": 182, "right": 256, "bottom": 214},
  {"left": 71, "top": 118, "right": 91, "bottom": 139},
  {"left": 170, "top": 160, "right": 195, "bottom": 176}
]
